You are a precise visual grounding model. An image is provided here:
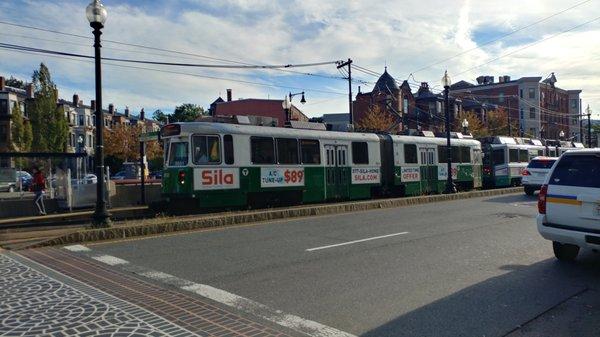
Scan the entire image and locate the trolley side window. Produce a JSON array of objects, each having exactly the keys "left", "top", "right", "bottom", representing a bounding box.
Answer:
[
  {"left": 404, "top": 144, "right": 418, "bottom": 164},
  {"left": 276, "top": 138, "right": 299, "bottom": 164},
  {"left": 168, "top": 142, "right": 189, "bottom": 166},
  {"left": 509, "top": 149, "right": 519, "bottom": 163},
  {"left": 461, "top": 147, "right": 471, "bottom": 163},
  {"left": 251, "top": 137, "right": 275, "bottom": 164},
  {"left": 438, "top": 146, "right": 447, "bottom": 163},
  {"left": 519, "top": 149, "right": 529, "bottom": 163},
  {"left": 452, "top": 146, "right": 461, "bottom": 163},
  {"left": 492, "top": 149, "right": 505, "bottom": 165},
  {"left": 300, "top": 139, "right": 320, "bottom": 164},
  {"left": 224, "top": 135, "right": 234, "bottom": 165},
  {"left": 352, "top": 142, "right": 369, "bottom": 164},
  {"left": 192, "top": 135, "right": 220, "bottom": 165}
]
